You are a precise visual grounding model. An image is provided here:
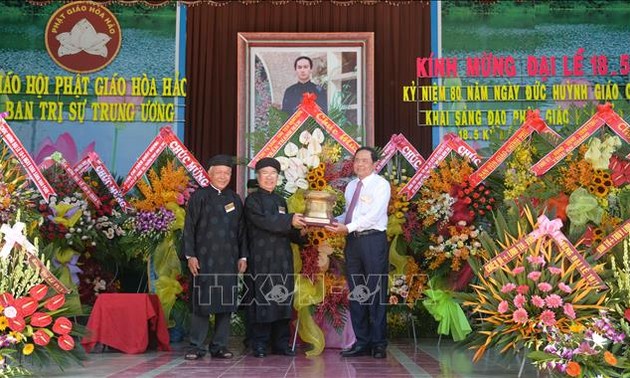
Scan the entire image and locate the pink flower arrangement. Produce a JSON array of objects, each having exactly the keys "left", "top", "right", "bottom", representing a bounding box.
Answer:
[
  {"left": 527, "top": 271, "right": 542, "bottom": 281},
  {"left": 513, "top": 308, "right": 529, "bottom": 324}
]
